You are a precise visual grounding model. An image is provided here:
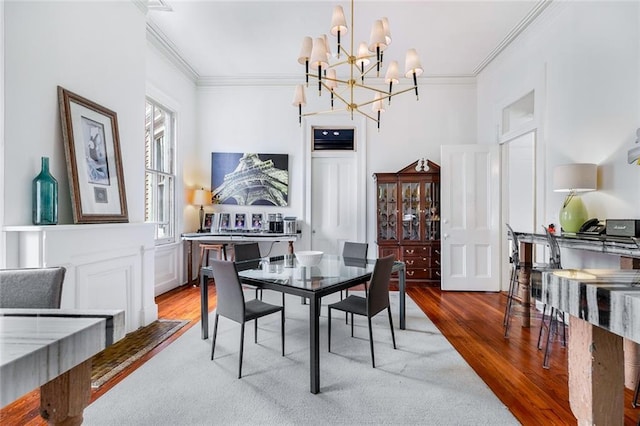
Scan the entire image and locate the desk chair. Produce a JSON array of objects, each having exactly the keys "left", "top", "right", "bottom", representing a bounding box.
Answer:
[
  {"left": 0, "top": 267, "right": 66, "bottom": 308},
  {"left": 209, "top": 259, "right": 284, "bottom": 378},
  {"left": 327, "top": 254, "right": 396, "bottom": 368}
]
